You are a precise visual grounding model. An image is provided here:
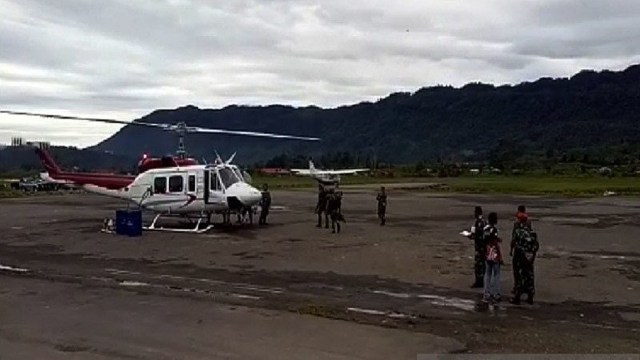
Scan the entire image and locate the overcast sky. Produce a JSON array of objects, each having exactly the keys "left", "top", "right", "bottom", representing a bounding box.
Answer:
[{"left": 1, "top": 0, "right": 639, "bottom": 147}]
